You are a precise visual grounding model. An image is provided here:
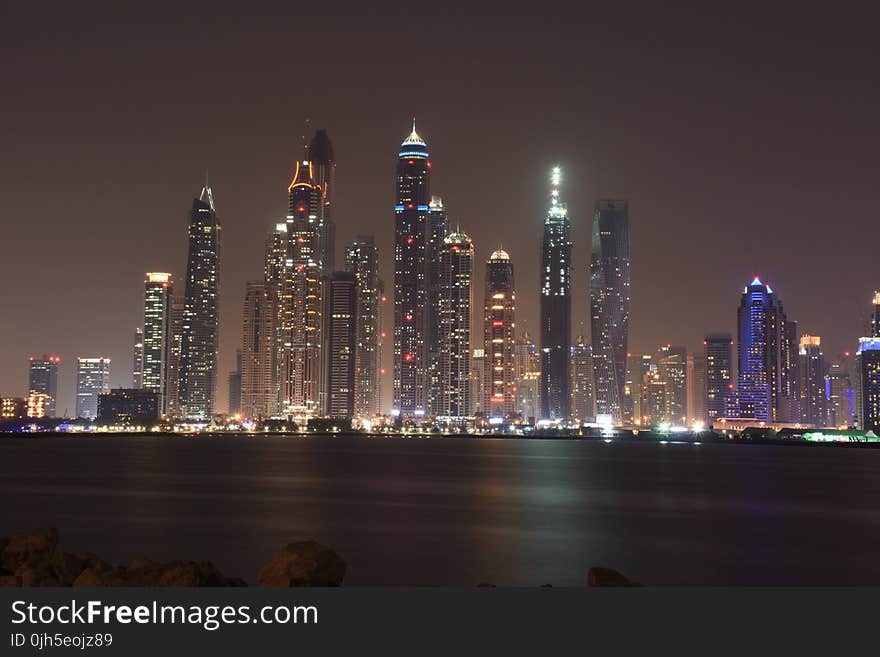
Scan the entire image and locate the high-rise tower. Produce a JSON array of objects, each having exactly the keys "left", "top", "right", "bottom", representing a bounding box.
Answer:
[
  {"left": 28, "top": 355, "right": 60, "bottom": 418},
  {"left": 284, "top": 148, "right": 325, "bottom": 419},
  {"left": 731, "top": 277, "right": 797, "bottom": 421},
  {"left": 704, "top": 334, "right": 733, "bottom": 423},
  {"left": 483, "top": 248, "right": 516, "bottom": 419},
  {"left": 132, "top": 328, "right": 144, "bottom": 388},
  {"left": 798, "top": 334, "right": 825, "bottom": 425},
  {"left": 436, "top": 230, "right": 473, "bottom": 419},
  {"left": 178, "top": 185, "right": 220, "bottom": 420},
  {"left": 309, "top": 129, "right": 336, "bottom": 278},
  {"left": 570, "top": 335, "right": 594, "bottom": 422},
  {"left": 426, "top": 195, "right": 448, "bottom": 415},
  {"left": 590, "top": 199, "right": 630, "bottom": 424},
  {"left": 540, "top": 167, "right": 572, "bottom": 421},
  {"left": 142, "top": 273, "right": 174, "bottom": 416},
  {"left": 75, "top": 357, "right": 111, "bottom": 420},
  {"left": 393, "top": 121, "right": 431, "bottom": 419},
  {"left": 326, "top": 271, "right": 357, "bottom": 420},
  {"left": 344, "top": 236, "right": 382, "bottom": 419}
]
